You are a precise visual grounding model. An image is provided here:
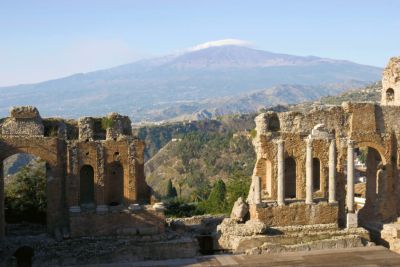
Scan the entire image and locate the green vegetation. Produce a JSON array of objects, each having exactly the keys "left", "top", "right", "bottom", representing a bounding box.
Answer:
[
  {"left": 197, "top": 179, "right": 227, "bottom": 214},
  {"left": 358, "top": 147, "right": 368, "bottom": 164},
  {"left": 166, "top": 179, "right": 178, "bottom": 199},
  {"left": 319, "top": 82, "right": 381, "bottom": 106},
  {"left": 250, "top": 129, "right": 257, "bottom": 139},
  {"left": 164, "top": 171, "right": 251, "bottom": 217},
  {"left": 101, "top": 117, "right": 115, "bottom": 130},
  {"left": 144, "top": 123, "right": 256, "bottom": 217},
  {"left": 5, "top": 163, "right": 47, "bottom": 224},
  {"left": 135, "top": 114, "right": 256, "bottom": 160}
]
